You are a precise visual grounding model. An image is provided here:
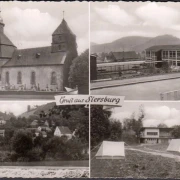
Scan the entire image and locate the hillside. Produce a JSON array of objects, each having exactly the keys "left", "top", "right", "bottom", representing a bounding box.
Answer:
[
  {"left": 91, "top": 35, "right": 180, "bottom": 53},
  {"left": 132, "top": 35, "right": 180, "bottom": 52},
  {"left": 20, "top": 102, "right": 56, "bottom": 118}
]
